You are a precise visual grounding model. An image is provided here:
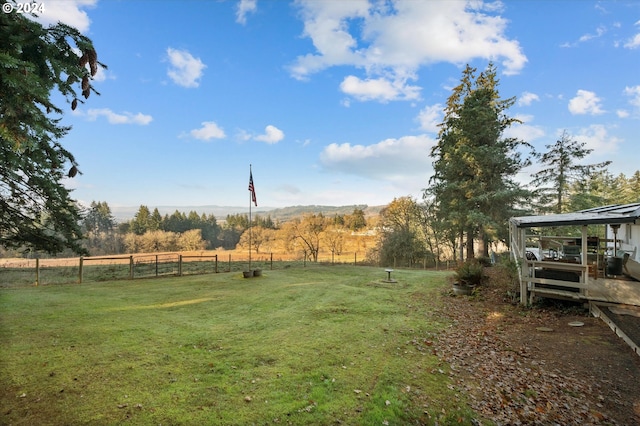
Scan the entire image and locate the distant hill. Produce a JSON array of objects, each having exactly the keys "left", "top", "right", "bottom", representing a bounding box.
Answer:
[
  {"left": 262, "top": 205, "right": 382, "bottom": 222},
  {"left": 110, "top": 204, "right": 384, "bottom": 222}
]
